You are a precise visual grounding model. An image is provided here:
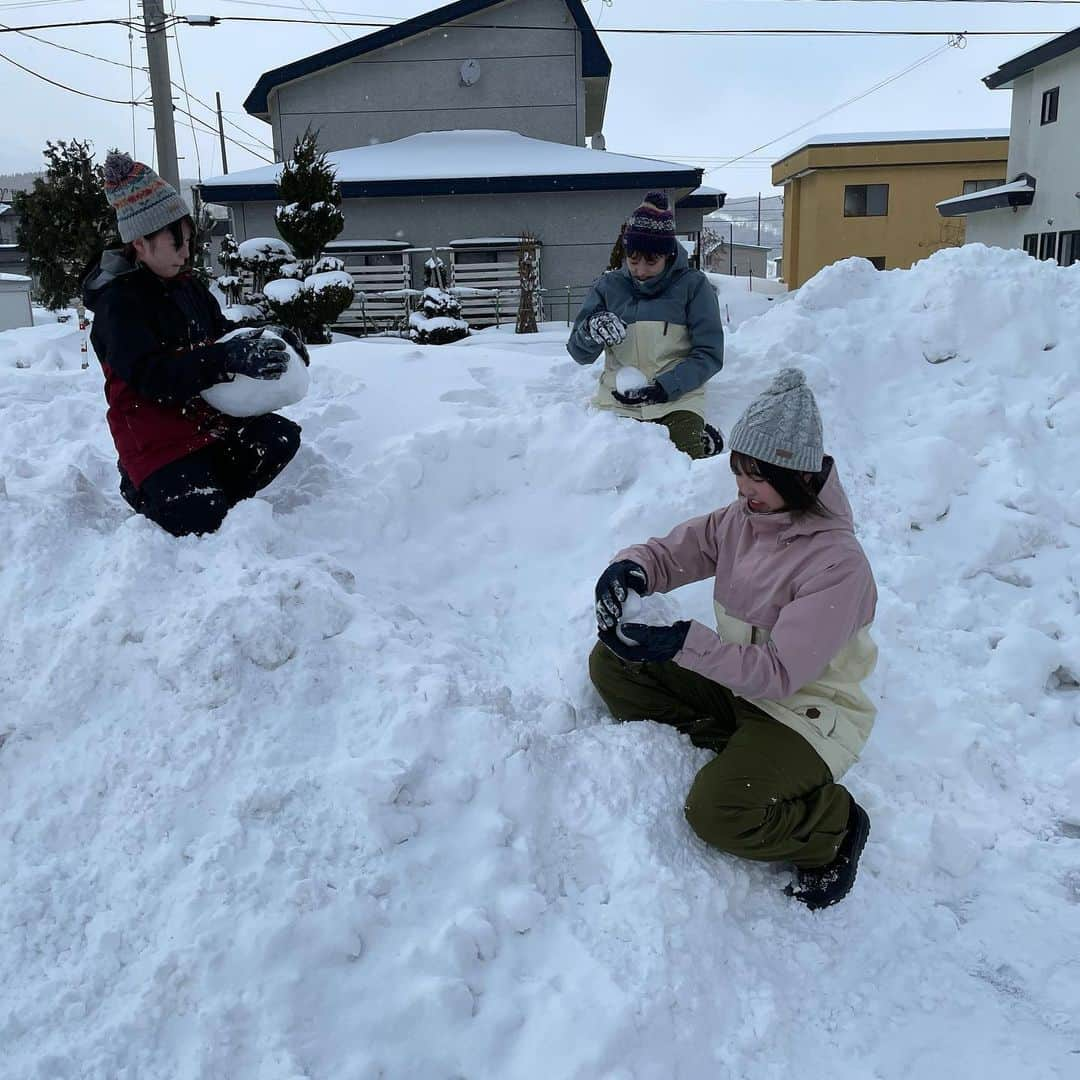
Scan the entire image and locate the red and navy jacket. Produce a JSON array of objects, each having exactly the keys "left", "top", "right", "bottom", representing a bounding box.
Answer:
[{"left": 83, "top": 251, "right": 239, "bottom": 487}]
